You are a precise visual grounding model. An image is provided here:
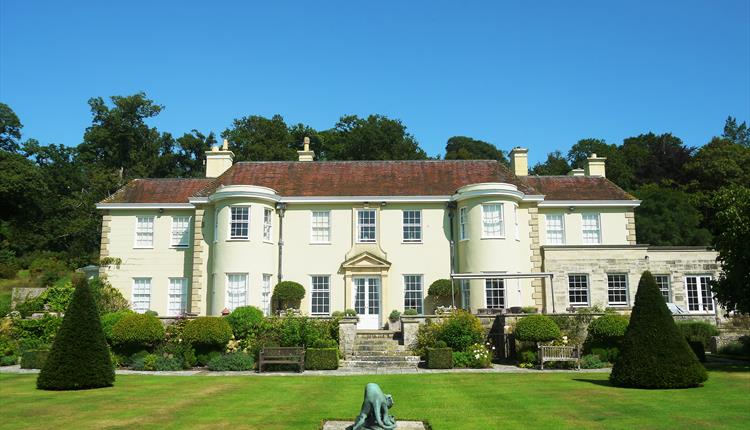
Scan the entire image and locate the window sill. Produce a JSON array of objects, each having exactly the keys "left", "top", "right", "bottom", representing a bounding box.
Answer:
[
  {"left": 133, "top": 246, "right": 154, "bottom": 249},
  {"left": 226, "top": 238, "right": 250, "bottom": 242},
  {"left": 402, "top": 241, "right": 423, "bottom": 244},
  {"left": 356, "top": 241, "right": 377, "bottom": 244},
  {"left": 310, "top": 242, "right": 332, "bottom": 245},
  {"left": 607, "top": 304, "right": 629, "bottom": 308},
  {"left": 569, "top": 304, "right": 589, "bottom": 308},
  {"left": 481, "top": 236, "right": 506, "bottom": 240},
  {"left": 262, "top": 240, "right": 274, "bottom": 244},
  {"left": 459, "top": 238, "right": 469, "bottom": 242}
]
